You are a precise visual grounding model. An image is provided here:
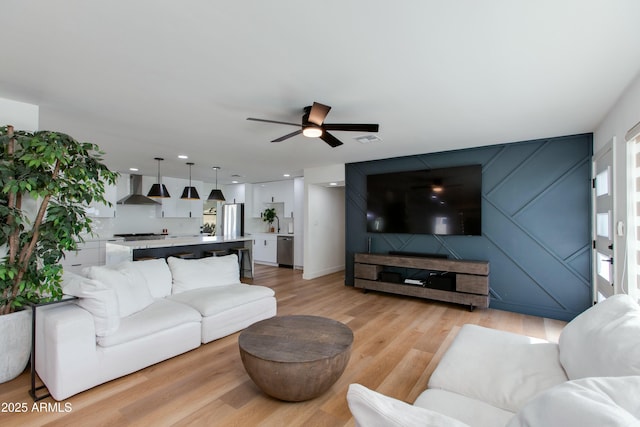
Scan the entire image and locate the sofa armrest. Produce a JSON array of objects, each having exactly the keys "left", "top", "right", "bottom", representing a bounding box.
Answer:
[{"left": 35, "top": 303, "right": 100, "bottom": 401}]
